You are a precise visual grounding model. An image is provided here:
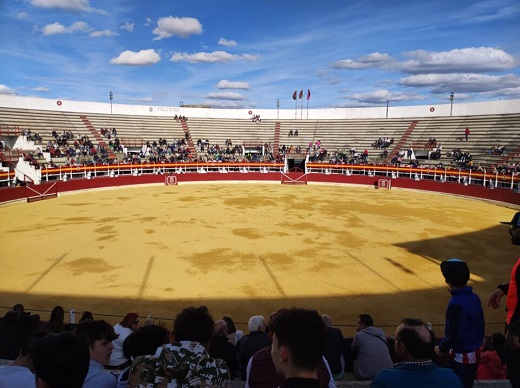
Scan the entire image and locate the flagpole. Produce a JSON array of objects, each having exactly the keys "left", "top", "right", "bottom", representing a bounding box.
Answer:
[
  {"left": 294, "top": 94, "right": 297, "bottom": 119},
  {"left": 300, "top": 89, "right": 303, "bottom": 119}
]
